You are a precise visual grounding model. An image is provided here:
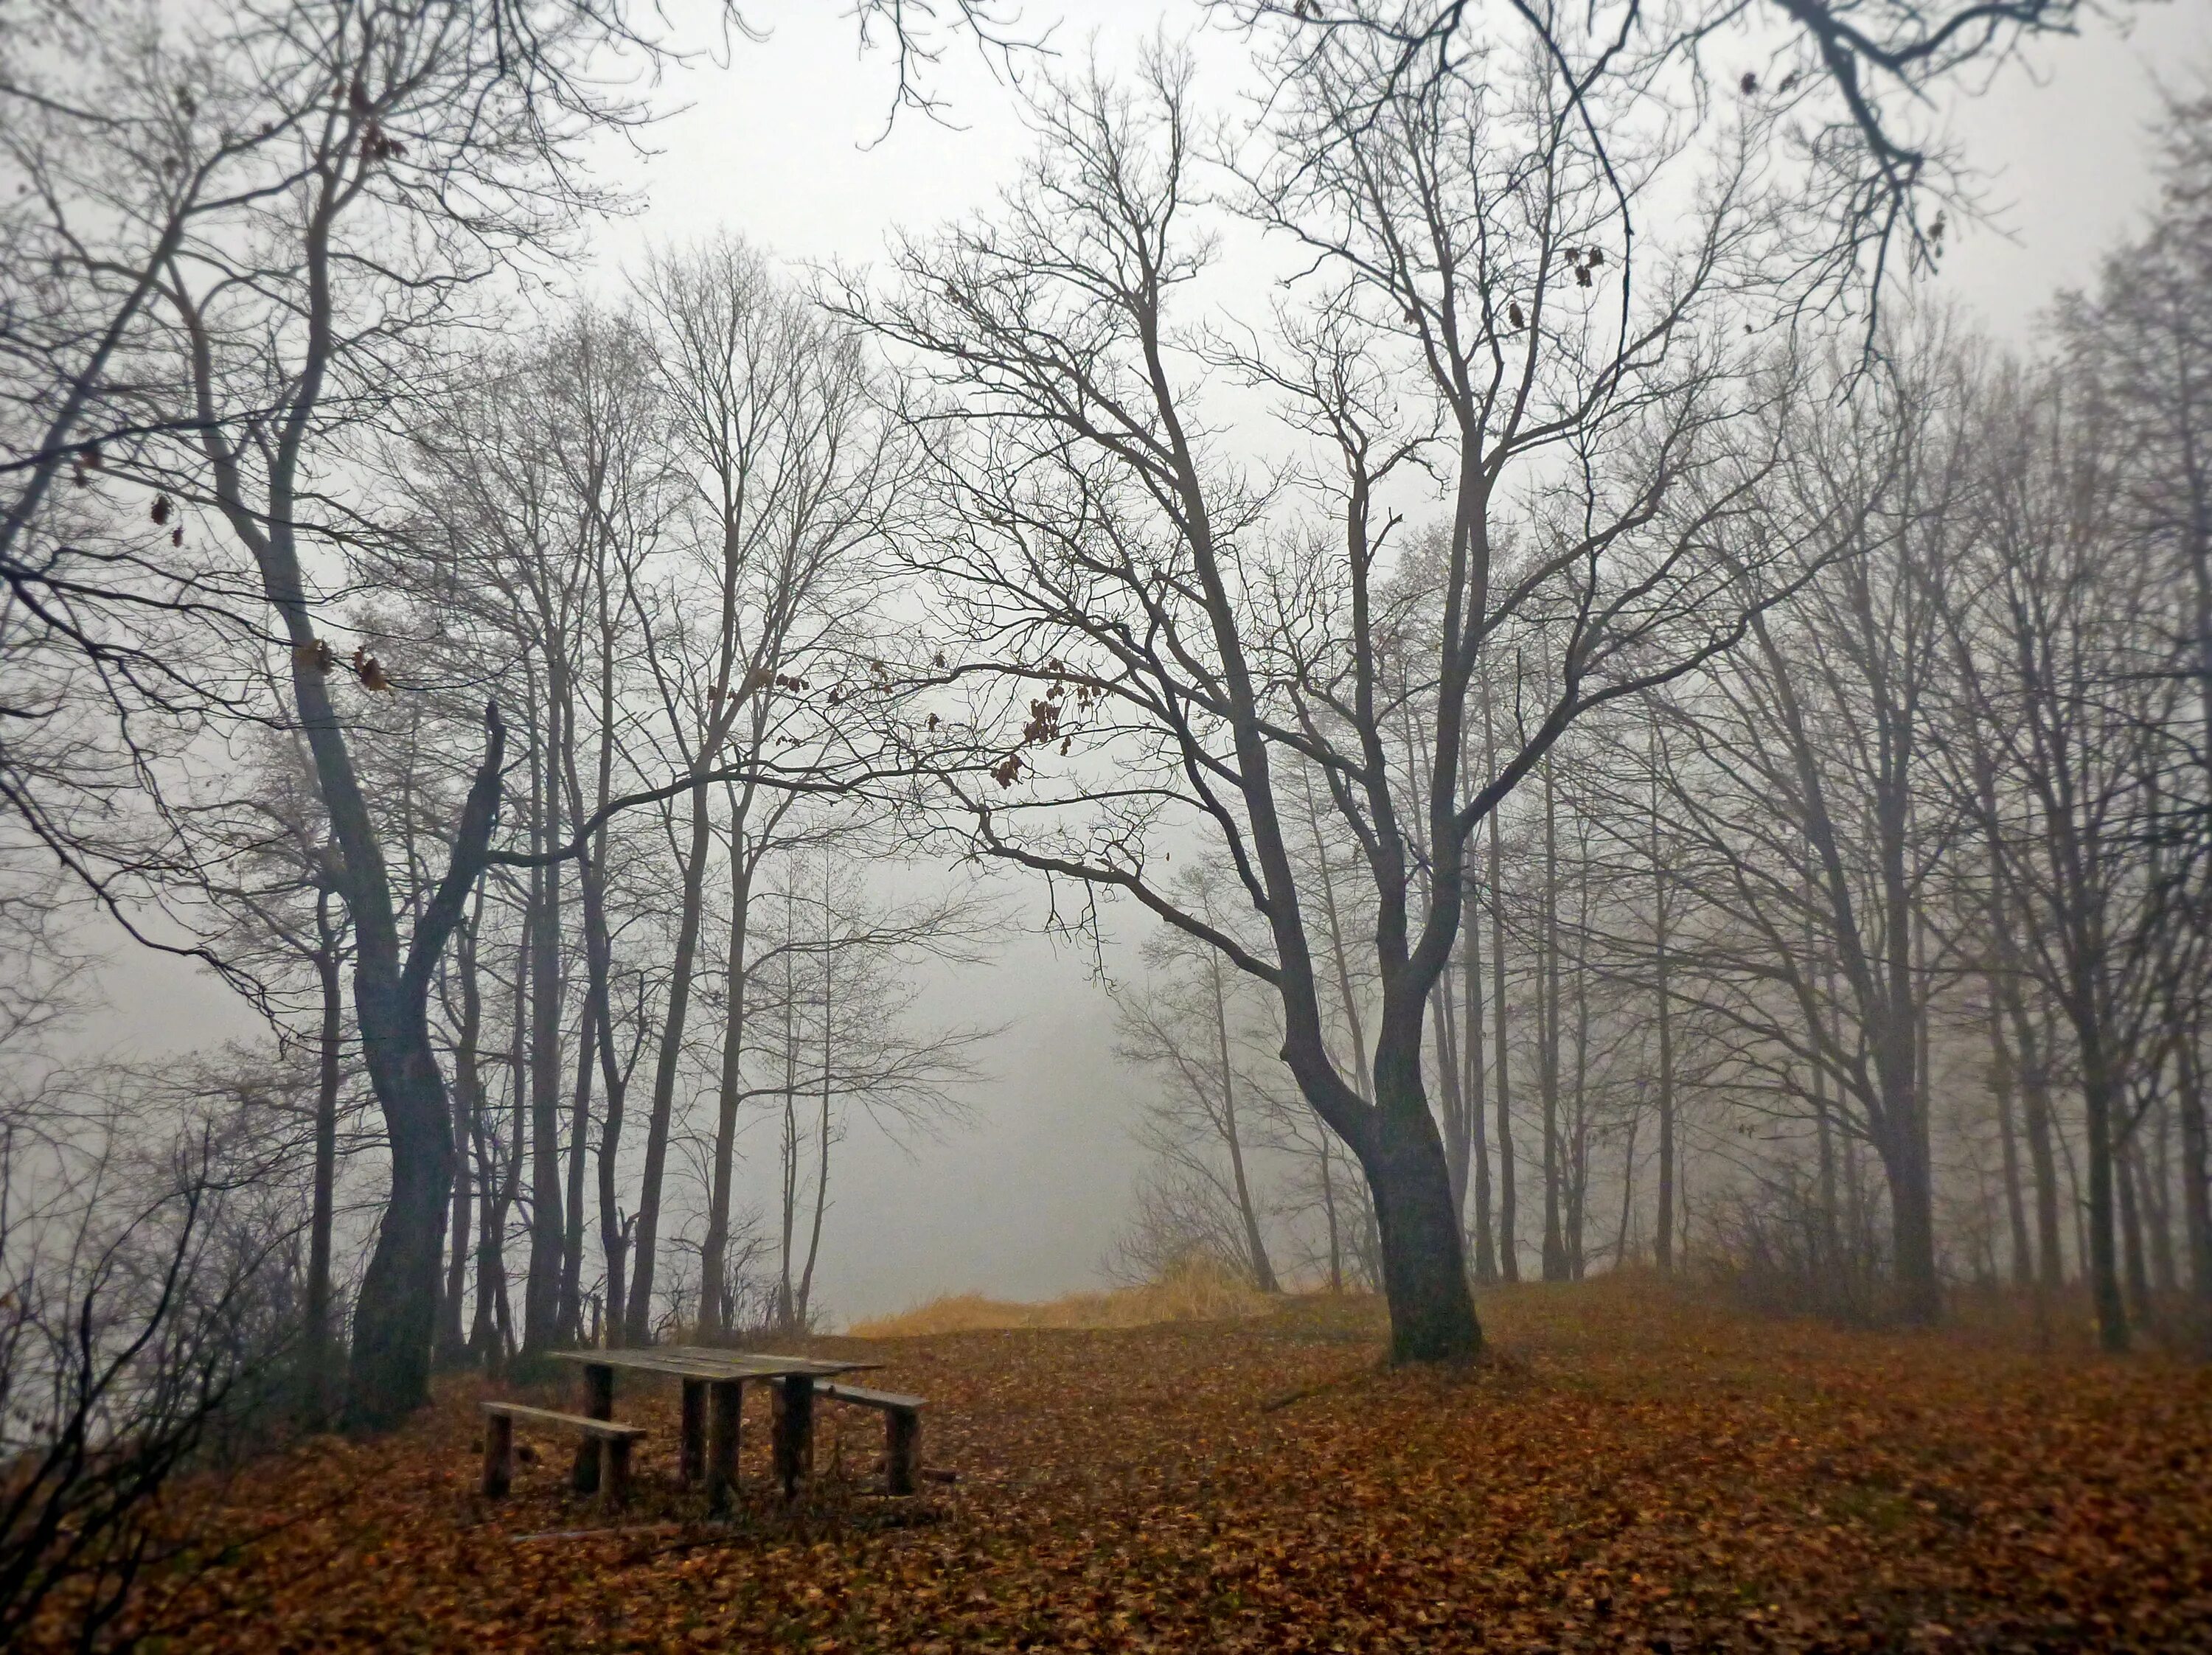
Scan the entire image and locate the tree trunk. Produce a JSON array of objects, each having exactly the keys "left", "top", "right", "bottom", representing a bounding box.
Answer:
[
  {"left": 1212, "top": 958, "right": 1278, "bottom": 1292},
  {"left": 2176, "top": 1038, "right": 2212, "bottom": 1358},
  {"left": 698, "top": 815, "right": 755, "bottom": 1339},
  {"left": 439, "top": 893, "right": 484, "bottom": 1368},
  {"left": 1363, "top": 1036, "right": 1481, "bottom": 1363},
  {"left": 1652, "top": 776, "right": 1676, "bottom": 1275},
  {"left": 2118, "top": 1136, "right": 2153, "bottom": 1329},
  {"left": 2081, "top": 1034, "right": 2132, "bottom": 1353},
  {"left": 1987, "top": 984, "right": 2034, "bottom": 1289},
  {"left": 523, "top": 745, "right": 566, "bottom": 1353},
  {"left": 1539, "top": 756, "right": 1565, "bottom": 1283},
  {"left": 557, "top": 993, "right": 594, "bottom": 1344},
  {"left": 303, "top": 891, "right": 344, "bottom": 1424},
  {"left": 1463, "top": 905, "right": 1495, "bottom": 1283},
  {"left": 624, "top": 781, "right": 714, "bottom": 1345}
]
